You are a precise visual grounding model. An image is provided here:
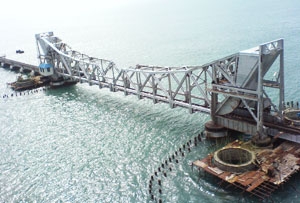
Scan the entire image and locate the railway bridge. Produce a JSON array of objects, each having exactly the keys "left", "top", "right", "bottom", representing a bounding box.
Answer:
[
  {"left": 0, "top": 56, "right": 39, "bottom": 73},
  {"left": 34, "top": 32, "right": 300, "bottom": 143}
]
